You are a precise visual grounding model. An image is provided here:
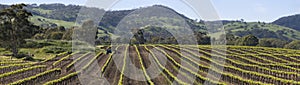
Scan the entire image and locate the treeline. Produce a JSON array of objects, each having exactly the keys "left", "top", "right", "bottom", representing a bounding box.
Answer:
[
  {"left": 32, "top": 24, "right": 300, "bottom": 50},
  {"left": 33, "top": 26, "right": 73, "bottom": 40},
  {"left": 222, "top": 34, "right": 300, "bottom": 50}
]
